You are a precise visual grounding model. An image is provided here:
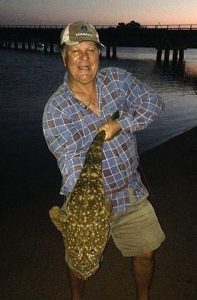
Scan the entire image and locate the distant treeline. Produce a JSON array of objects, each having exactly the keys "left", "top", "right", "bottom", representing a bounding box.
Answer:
[
  {"left": 98, "top": 21, "right": 142, "bottom": 33},
  {"left": 117, "top": 21, "right": 141, "bottom": 29}
]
